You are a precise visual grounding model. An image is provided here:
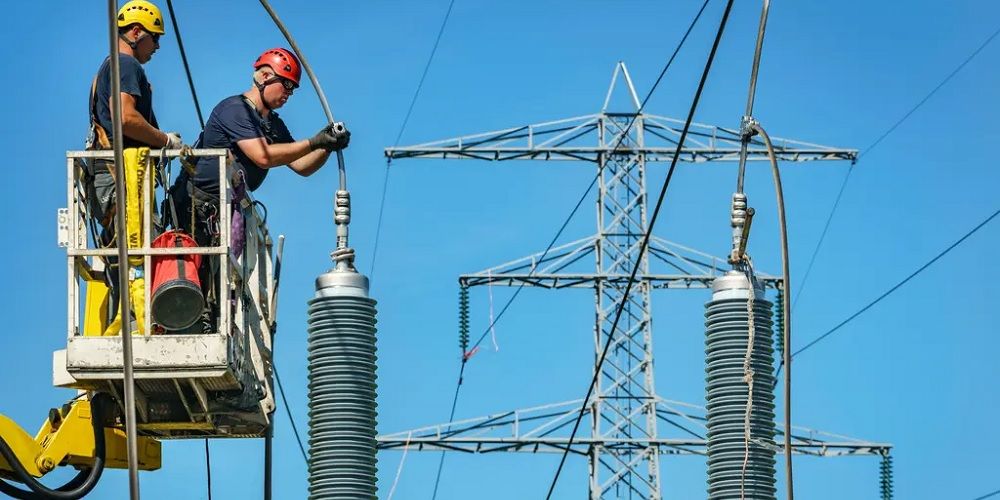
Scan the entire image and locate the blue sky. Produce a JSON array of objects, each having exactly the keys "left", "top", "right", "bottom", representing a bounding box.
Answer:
[{"left": 2, "top": 1, "right": 998, "bottom": 498}]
